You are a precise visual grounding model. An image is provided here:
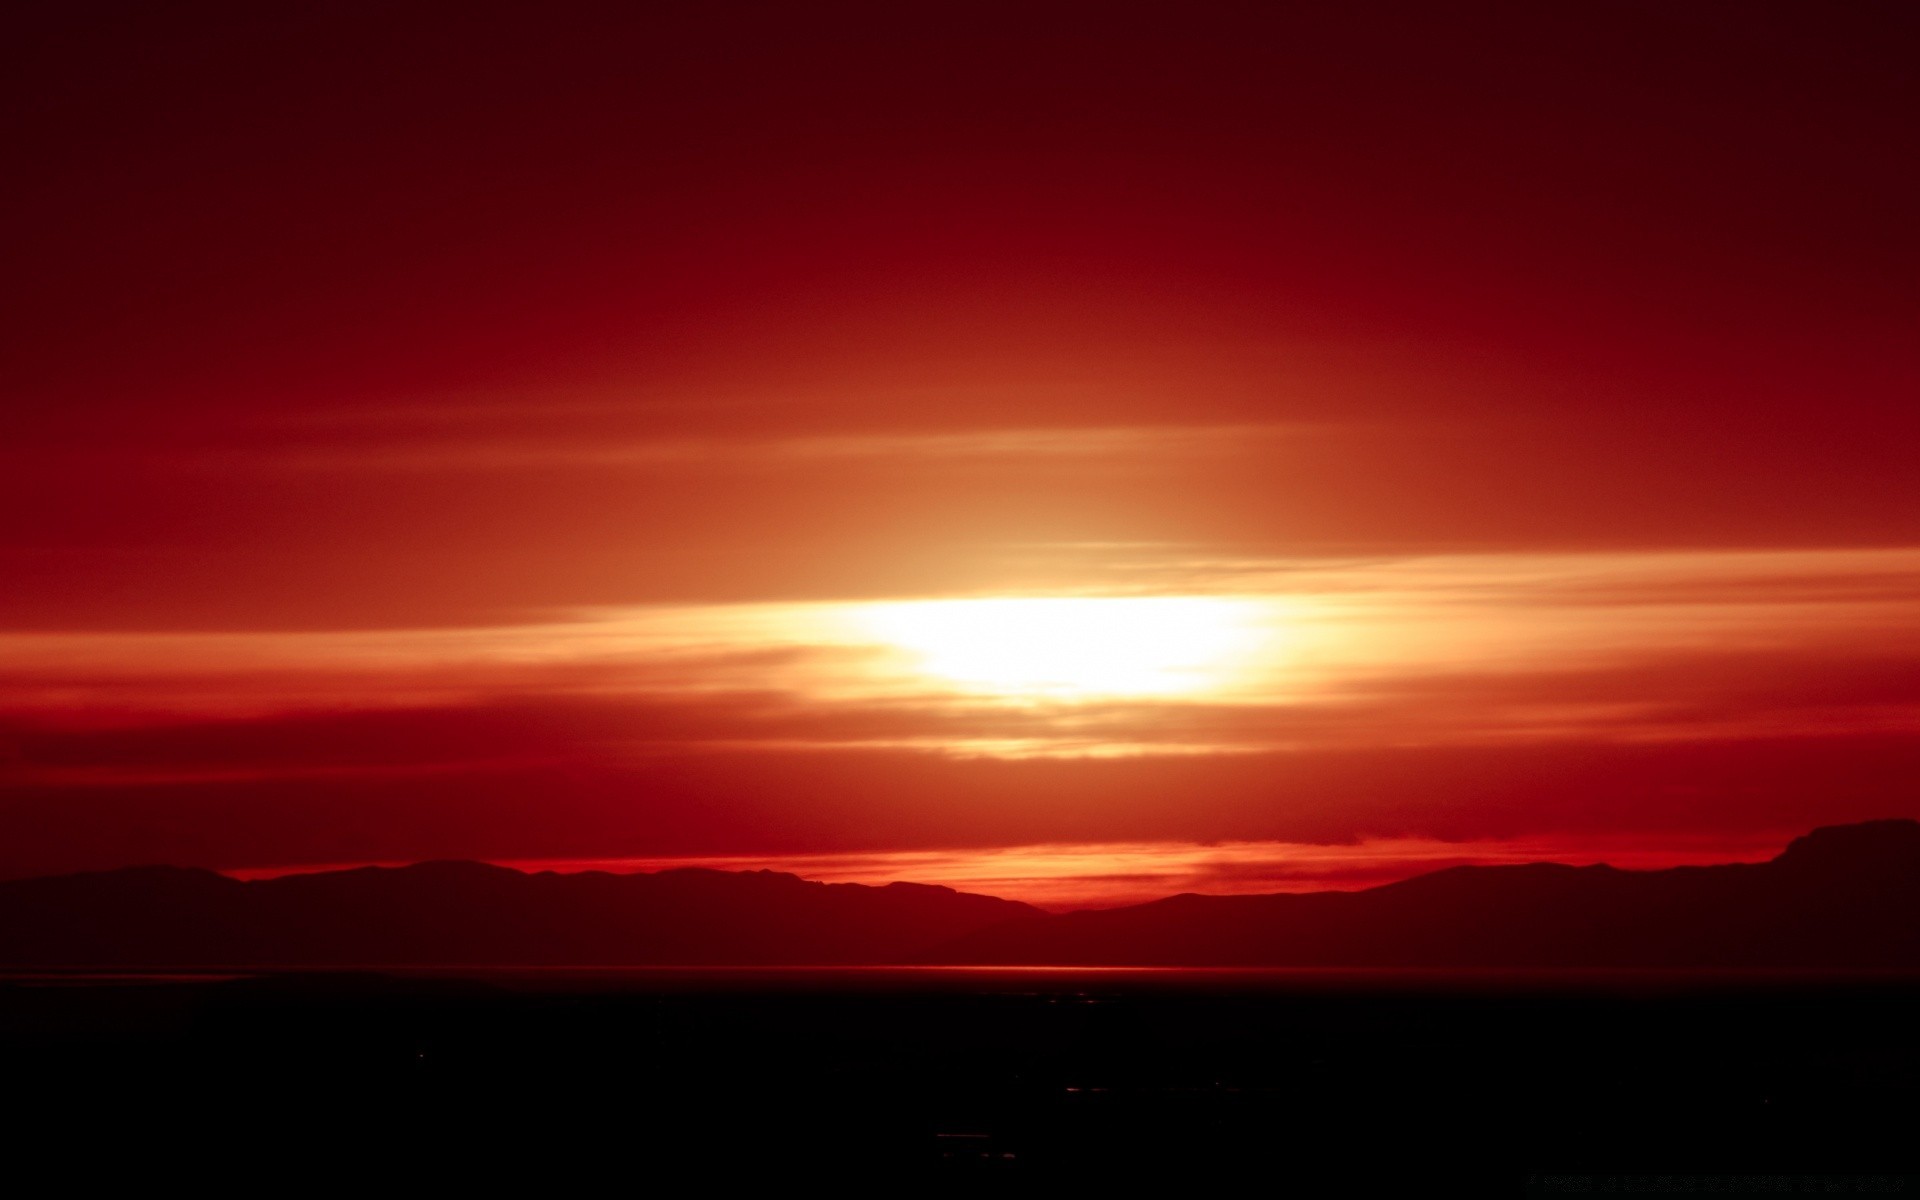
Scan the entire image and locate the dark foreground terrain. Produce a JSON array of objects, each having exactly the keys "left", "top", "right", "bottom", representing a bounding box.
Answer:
[{"left": 4, "top": 968, "right": 1916, "bottom": 1190}]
